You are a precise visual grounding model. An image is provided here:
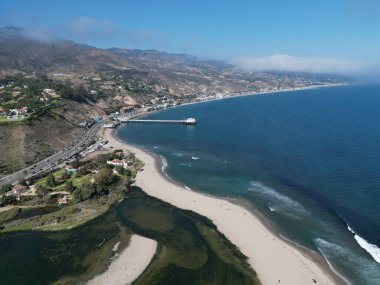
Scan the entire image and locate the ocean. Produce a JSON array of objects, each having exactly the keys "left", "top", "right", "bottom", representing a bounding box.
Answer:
[{"left": 117, "top": 84, "right": 380, "bottom": 285}]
